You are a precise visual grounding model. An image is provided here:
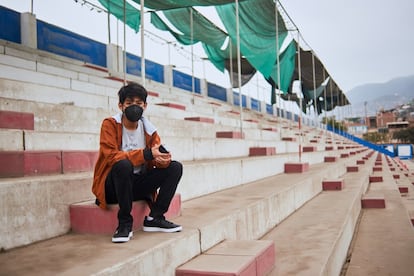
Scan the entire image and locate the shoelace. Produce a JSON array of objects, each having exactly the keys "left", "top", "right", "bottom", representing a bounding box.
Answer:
[{"left": 153, "top": 218, "right": 176, "bottom": 226}]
